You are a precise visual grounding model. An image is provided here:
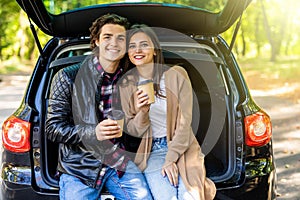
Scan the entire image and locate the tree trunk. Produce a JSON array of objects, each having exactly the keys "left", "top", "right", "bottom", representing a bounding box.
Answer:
[
  {"left": 18, "top": 10, "right": 27, "bottom": 61},
  {"left": 240, "top": 26, "right": 246, "bottom": 56},
  {"left": 254, "top": 13, "right": 261, "bottom": 57},
  {"left": 260, "top": 0, "right": 276, "bottom": 61},
  {"left": 0, "top": 35, "right": 2, "bottom": 60}
]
